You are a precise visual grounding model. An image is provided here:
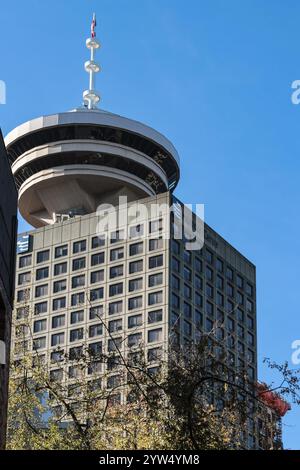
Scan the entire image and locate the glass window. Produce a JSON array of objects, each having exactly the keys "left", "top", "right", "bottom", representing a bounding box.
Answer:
[
  {"left": 128, "top": 296, "right": 142, "bottom": 310},
  {"left": 149, "top": 238, "right": 163, "bottom": 251},
  {"left": 226, "top": 267, "right": 234, "bottom": 280},
  {"left": 216, "top": 275, "right": 224, "bottom": 290},
  {"left": 52, "top": 315, "right": 65, "bottom": 329},
  {"left": 53, "top": 279, "right": 67, "bottom": 293},
  {"left": 237, "top": 324, "right": 244, "bottom": 338},
  {"left": 148, "top": 309, "right": 163, "bottom": 324},
  {"left": 51, "top": 350, "right": 64, "bottom": 362},
  {"left": 195, "top": 310, "right": 203, "bottom": 327},
  {"left": 172, "top": 275, "right": 180, "bottom": 290},
  {"left": 227, "top": 283, "right": 234, "bottom": 297},
  {"left": 227, "top": 317, "right": 235, "bottom": 332},
  {"left": 247, "top": 332, "right": 254, "bottom": 346},
  {"left": 184, "top": 250, "right": 192, "bottom": 264},
  {"left": 183, "top": 266, "right": 192, "bottom": 282},
  {"left": 109, "top": 283, "right": 123, "bottom": 297},
  {"left": 18, "top": 272, "right": 31, "bottom": 285},
  {"left": 37, "top": 250, "right": 49, "bottom": 264},
  {"left": 72, "top": 275, "right": 85, "bottom": 288},
  {"left": 237, "top": 308, "right": 244, "bottom": 322},
  {"left": 184, "top": 320, "right": 192, "bottom": 336},
  {"left": 206, "top": 301, "right": 214, "bottom": 317},
  {"left": 90, "top": 305, "right": 103, "bottom": 320},
  {"left": 171, "top": 239, "right": 180, "bottom": 255},
  {"left": 91, "top": 270, "right": 104, "bottom": 284},
  {"left": 206, "top": 283, "right": 214, "bottom": 298},
  {"left": 129, "top": 241, "right": 143, "bottom": 256},
  {"left": 148, "top": 273, "right": 163, "bottom": 287},
  {"left": 34, "top": 319, "right": 47, "bottom": 333},
  {"left": 17, "top": 289, "right": 28, "bottom": 302},
  {"left": 246, "top": 299, "right": 253, "bottom": 312},
  {"left": 89, "top": 341, "right": 102, "bottom": 357},
  {"left": 70, "top": 328, "right": 84, "bottom": 342},
  {"left": 108, "top": 338, "right": 121, "bottom": 352},
  {"left": 129, "top": 277, "right": 143, "bottom": 292},
  {"left": 35, "top": 284, "right": 48, "bottom": 298},
  {"left": 128, "top": 332, "right": 142, "bottom": 347},
  {"left": 149, "top": 219, "right": 162, "bottom": 233},
  {"left": 148, "top": 347, "right": 162, "bottom": 363},
  {"left": 172, "top": 257, "right": 180, "bottom": 272},
  {"left": 129, "top": 224, "right": 144, "bottom": 238},
  {"left": 55, "top": 245, "right": 68, "bottom": 258},
  {"left": 33, "top": 336, "right": 46, "bottom": 350},
  {"left": 205, "top": 318, "right": 213, "bottom": 333},
  {"left": 236, "top": 274, "right": 243, "bottom": 289},
  {"left": 206, "top": 266, "right": 213, "bottom": 281},
  {"left": 148, "top": 328, "right": 162, "bottom": 343},
  {"left": 110, "top": 265, "right": 123, "bottom": 279},
  {"left": 16, "top": 306, "right": 29, "bottom": 319},
  {"left": 148, "top": 291, "right": 163, "bottom": 306},
  {"left": 247, "top": 315, "right": 254, "bottom": 330},
  {"left": 36, "top": 267, "right": 49, "bottom": 281},
  {"left": 184, "top": 302, "right": 192, "bottom": 319},
  {"left": 195, "top": 257, "right": 202, "bottom": 273},
  {"left": 246, "top": 283, "right": 253, "bottom": 297},
  {"left": 73, "top": 240, "right": 86, "bottom": 254},
  {"left": 91, "top": 236, "right": 105, "bottom": 249},
  {"left": 90, "top": 288, "right": 103, "bottom": 301},
  {"left": 71, "top": 310, "right": 84, "bottom": 324},
  {"left": 69, "top": 346, "right": 83, "bottom": 360},
  {"left": 109, "top": 301, "right": 123, "bottom": 315},
  {"left": 195, "top": 293, "right": 202, "bottom": 307},
  {"left": 237, "top": 291, "right": 244, "bottom": 305},
  {"left": 54, "top": 262, "right": 67, "bottom": 276},
  {"left": 149, "top": 254, "right": 163, "bottom": 269},
  {"left": 53, "top": 297, "right": 66, "bottom": 311},
  {"left": 109, "top": 318, "right": 123, "bottom": 333},
  {"left": 205, "top": 250, "right": 213, "bottom": 264},
  {"left": 110, "top": 247, "right": 124, "bottom": 261},
  {"left": 91, "top": 252, "right": 105, "bottom": 266},
  {"left": 34, "top": 302, "right": 47, "bottom": 315},
  {"left": 217, "top": 292, "right": 224, "bottom": 306},
  {"left": 110, "top": 229, "right": 125, "bottom": 244},
  {"left": 172, "top": 293, "right": 180, "bottom": 309},
  {"left": 195, "top": 275, "right": 202, "bottom": 290},
  {"left": 216, "top": 258, "right": 223, "bottom": 272},
  {"left": 72, "top": 257, "right": 86, "bottom": 271},
  {"left": 19, "top": 254, "right": 32, "bottom": 268},
  {"left": 128, "top": 314, "right": 142, "bottom": 329},
  {"left": 129, "top": 260, "right": 143, "bottom": 274},
  {"left": 71, "top": 292, "right": 84, "bottom": 306},
  {"left": 51, "top": 333, "right": 64, "bottom": 346},
  {"left": 89, "top": 324, "right": 103, "bottom": 338}
]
